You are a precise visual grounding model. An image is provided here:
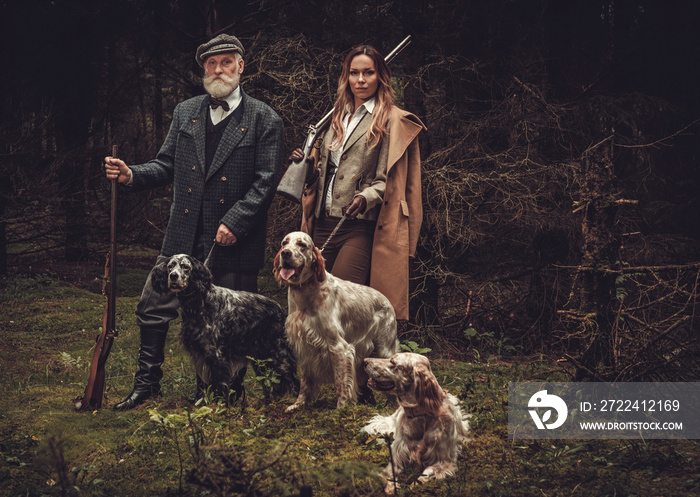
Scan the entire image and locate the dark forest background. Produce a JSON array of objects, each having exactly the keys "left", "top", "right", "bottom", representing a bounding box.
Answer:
[{"left": 1, "top": 0, "right": 699, "bottom": 382}]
